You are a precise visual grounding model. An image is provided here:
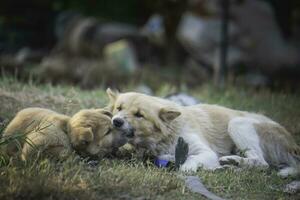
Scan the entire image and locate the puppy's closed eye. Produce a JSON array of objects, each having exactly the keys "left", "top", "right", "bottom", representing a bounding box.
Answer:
[
  {"left": 134, "top": 111, "right": 144, "bottom": 118},
  {"left": 116, "top": 105, "right": 122, "bottom": 111},
  {"left": 80, "top": 140, "right": 89, "bottom": 146},
  {"left": 104, "top": 128, "right": 112, "bottom": 136}
]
